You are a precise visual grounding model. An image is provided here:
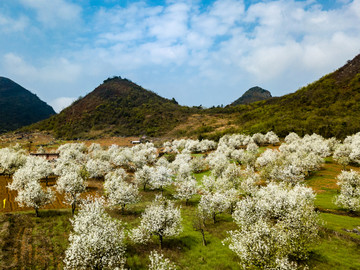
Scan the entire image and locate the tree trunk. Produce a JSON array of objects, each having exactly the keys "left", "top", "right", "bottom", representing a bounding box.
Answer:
[
  {"left": 72, "top": 202, "right": 76, "bottom": 215},
  {"left": 213, "top": 213, "right": 216, "bottom": 224},
  {"left": 159, "top": 234, "right": 163, "bottom": 249},
  {"left": 143, "top": 183, "right": 146, "bottom": 191},
  {"left": 45, "top": 176, "right": 48, "bottom": 186},
  {"left": 35, "top": 207, "right": 39, "bottom": 217},
  {"left": 201, "top": 229, "right": 207, "bottom": 246},
  {"left": 186, "top": 198, "right": 189, "bottom": 206},
  {"left": 121, "top": 204, "right": 126, "bottom": 215}
]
